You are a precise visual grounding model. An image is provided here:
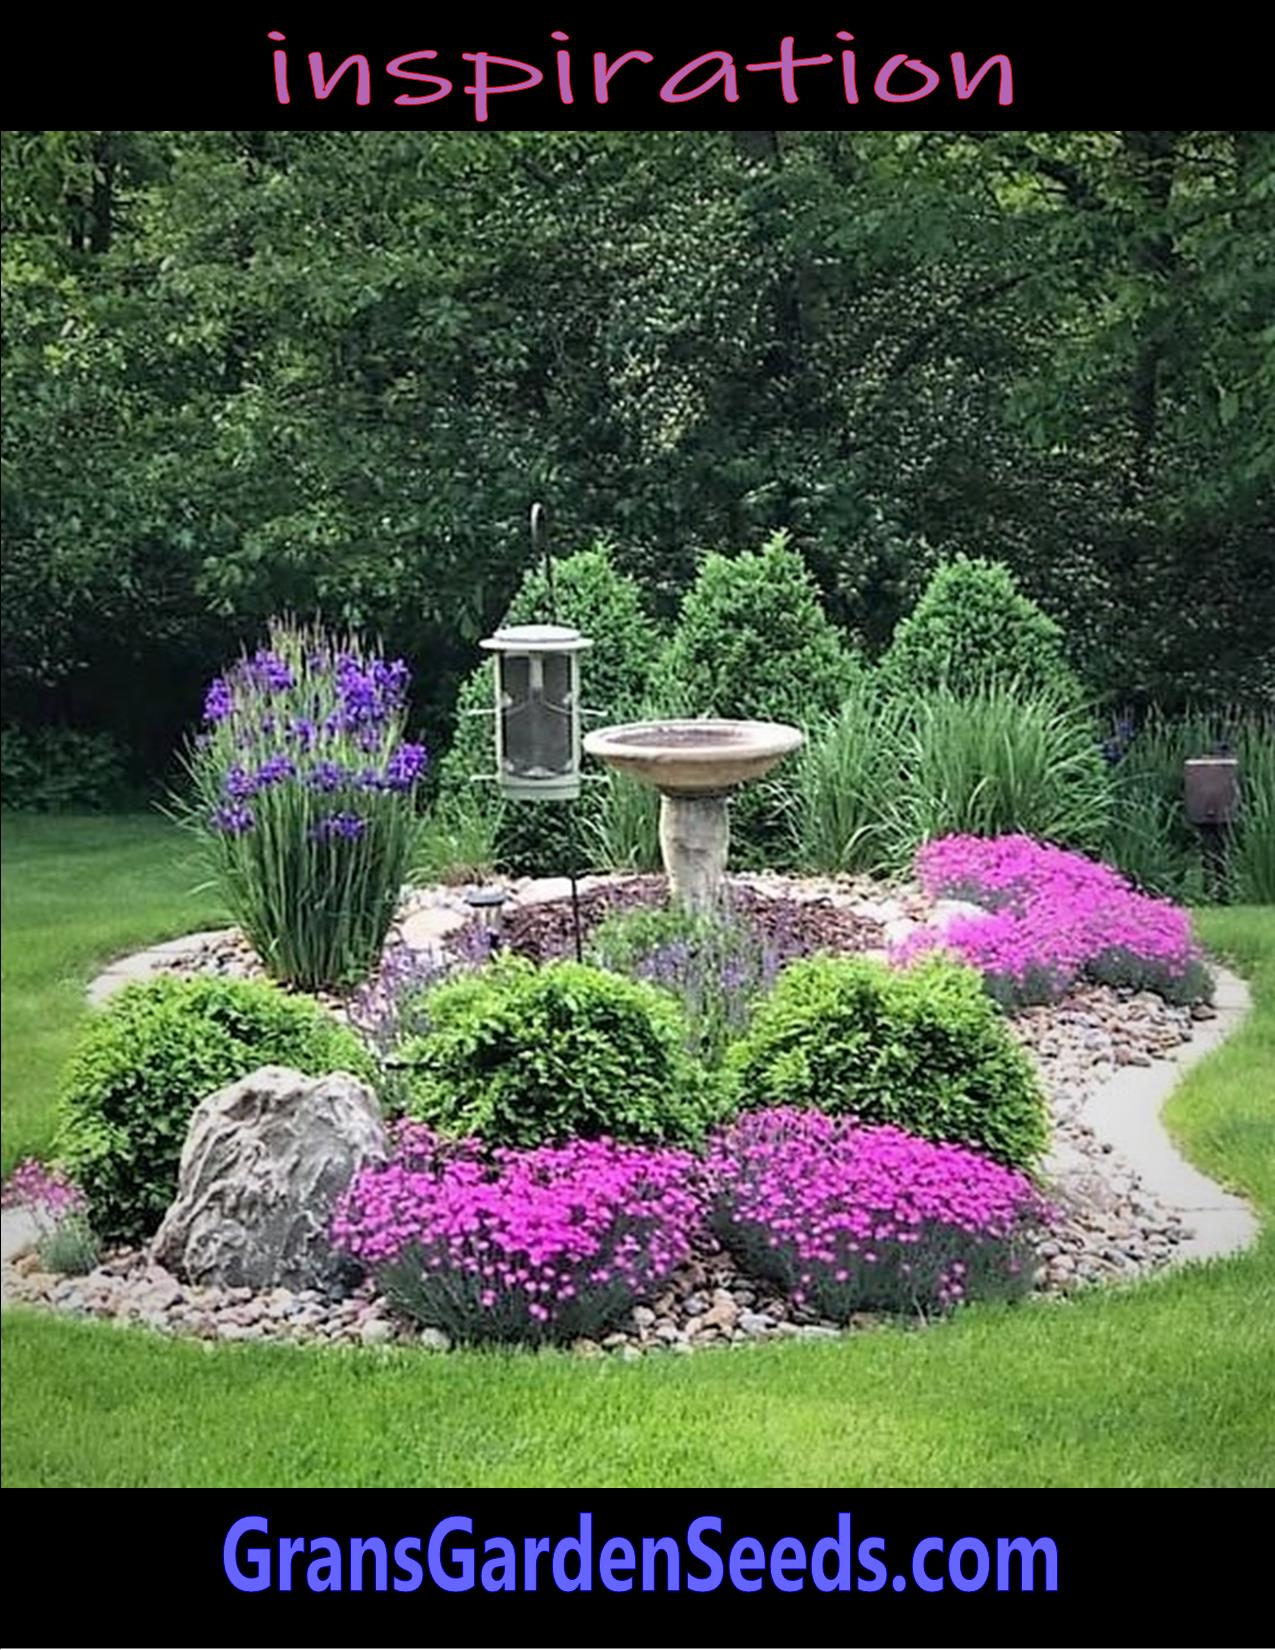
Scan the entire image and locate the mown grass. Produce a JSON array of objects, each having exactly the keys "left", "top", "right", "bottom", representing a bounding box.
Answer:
[
  {"left": 2, "top": 816, "right": 1272, "bottom": 1487},
  {"left": 0, "top": 814, "right": 227, "bottom": 1169}
]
